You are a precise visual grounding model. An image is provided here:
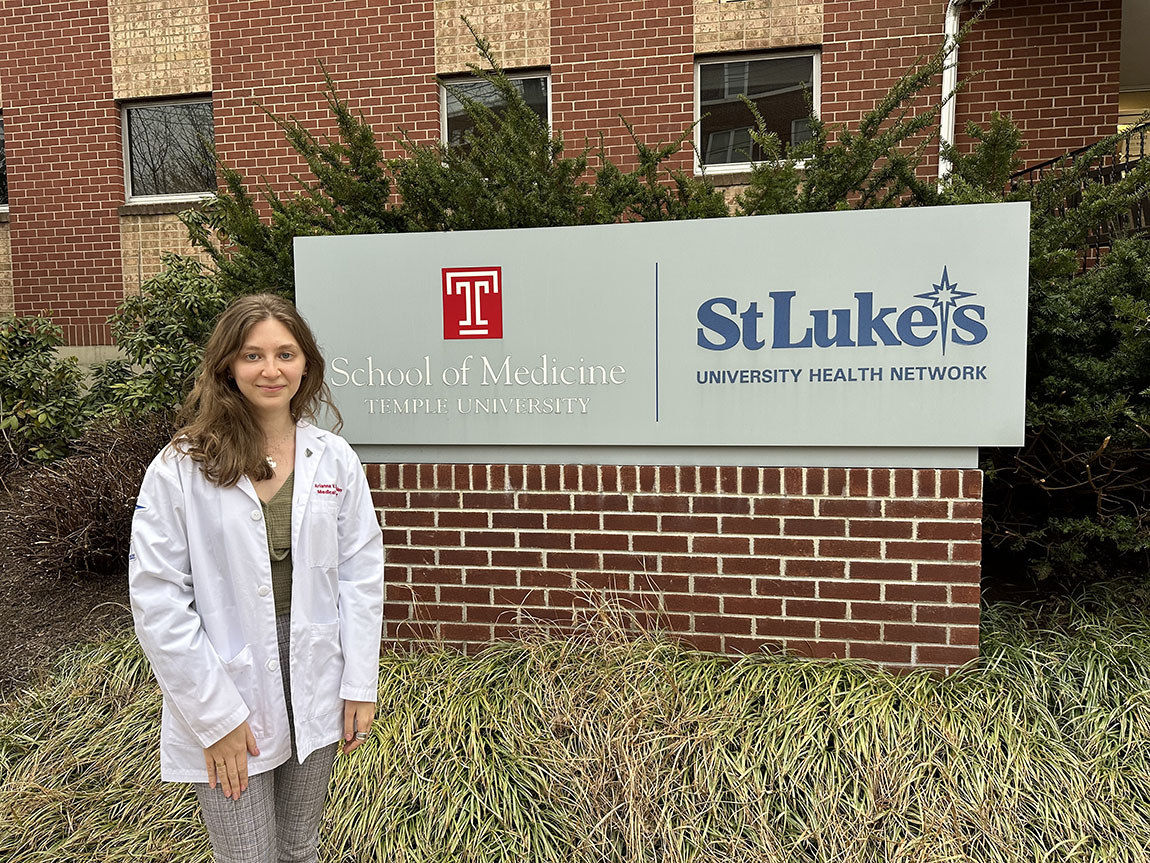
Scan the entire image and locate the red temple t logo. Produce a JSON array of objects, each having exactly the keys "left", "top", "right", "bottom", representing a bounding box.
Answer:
[{"left": 442, "top": 267, "right": 503, "bottom": 339}]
